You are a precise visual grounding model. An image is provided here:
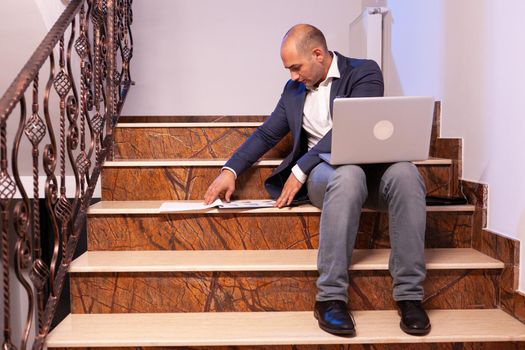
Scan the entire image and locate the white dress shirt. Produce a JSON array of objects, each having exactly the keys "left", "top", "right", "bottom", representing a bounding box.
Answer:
[{"left": 291, "top": 52, "right": 340, "bottom": 183}]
